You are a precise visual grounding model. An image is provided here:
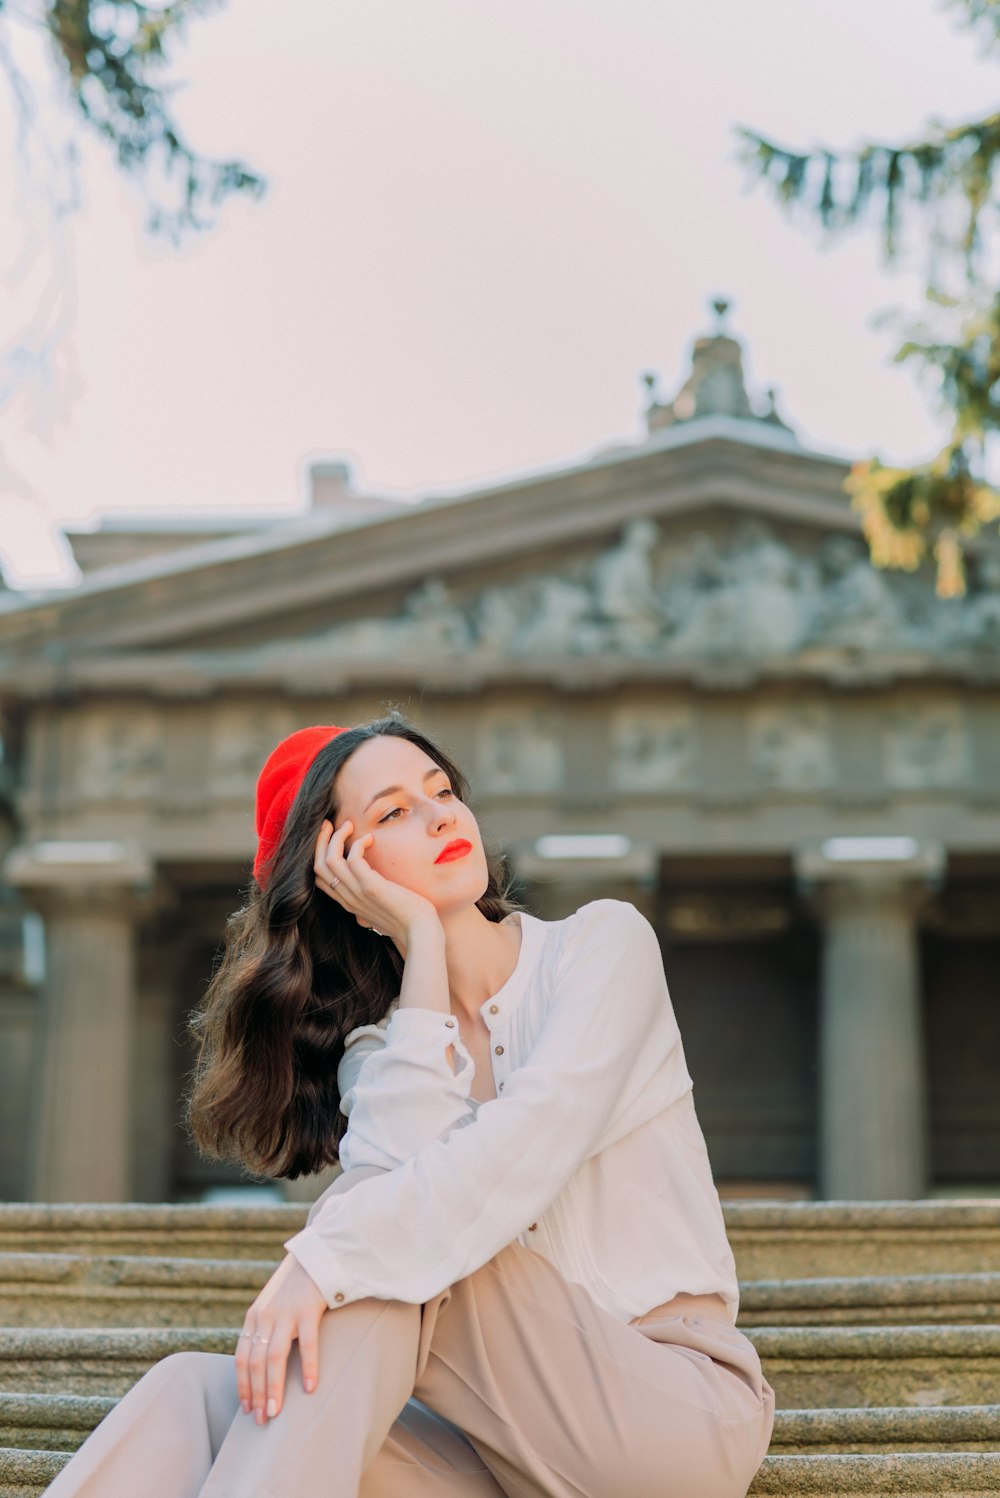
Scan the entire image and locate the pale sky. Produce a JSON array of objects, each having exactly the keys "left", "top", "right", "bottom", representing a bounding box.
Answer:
[{"left": 2, "top": 0, "right": 998, "bottom": 586}]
